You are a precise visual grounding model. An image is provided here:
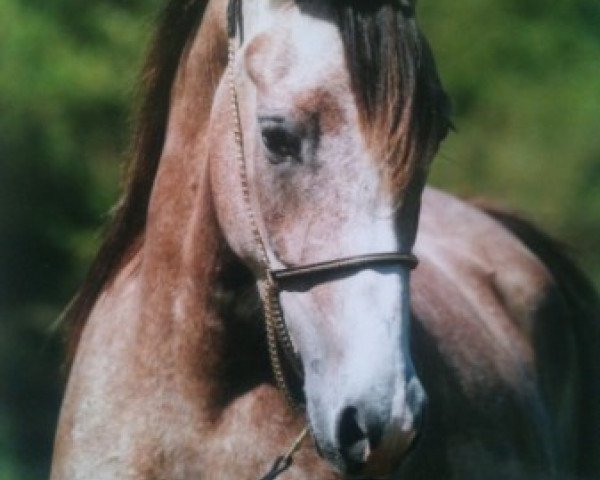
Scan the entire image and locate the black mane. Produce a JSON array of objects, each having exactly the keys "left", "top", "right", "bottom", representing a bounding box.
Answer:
[{"left": 333, "top": 0, "right": 452, "bottom": 189}]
